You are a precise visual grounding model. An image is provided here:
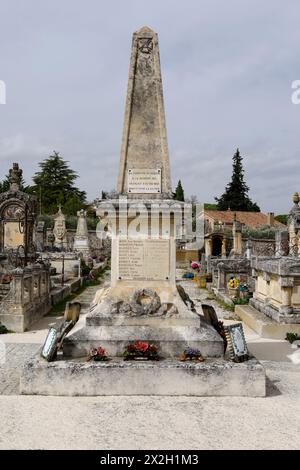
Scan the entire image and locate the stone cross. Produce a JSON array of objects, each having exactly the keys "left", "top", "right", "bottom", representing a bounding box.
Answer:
[{"left": 9, "top": 163, "right": 22, "bottom": 191}]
